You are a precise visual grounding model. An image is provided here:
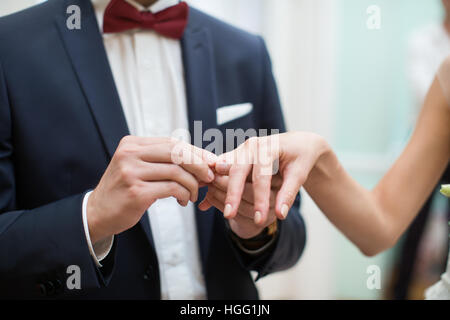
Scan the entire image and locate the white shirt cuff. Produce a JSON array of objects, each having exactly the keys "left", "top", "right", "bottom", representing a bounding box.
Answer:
[{"left": 82, "top": 191, "right": 114, "bottom": 267}]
